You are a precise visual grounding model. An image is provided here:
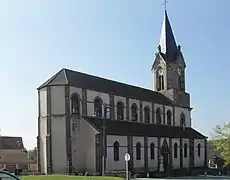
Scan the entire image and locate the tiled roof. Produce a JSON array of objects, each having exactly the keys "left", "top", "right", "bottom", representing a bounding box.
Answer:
[
  {"left": 38, "top": 68, "right": 174, "bottom": 106},
  {"left": 0, "top": 136, "right": 24, "bottom": 149},
  {"left": 0, "top": 150, "right": 35, "bottom": 164},
  {"left": 84, "top": 116, "right": 207, "bottom": 139}
]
